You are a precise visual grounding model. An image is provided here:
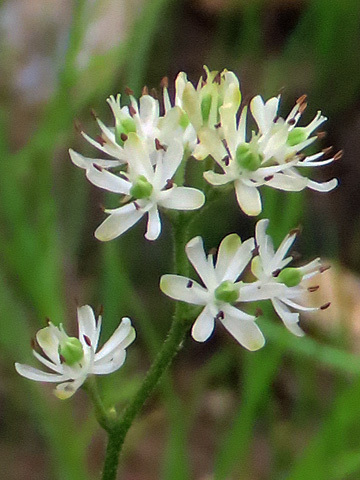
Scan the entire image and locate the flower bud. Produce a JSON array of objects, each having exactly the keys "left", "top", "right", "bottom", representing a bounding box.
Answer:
[
  {"left": 277, "top": 267, "right": 303, "bottom": 287},
  {"left": 59, "top": 338, "right": 84, "bottom": 366},
  {"left": 215, "top": 280, "right": 239, "bottom": 304},
  {"left": 236, "top": 144, "right": 262, "bottom": 171},
  {"left": 130, "top": 175, "right": 153, "bottom": 199},
  {"left": 286, "top": 127, "right": 308, "bottom": 147}
]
